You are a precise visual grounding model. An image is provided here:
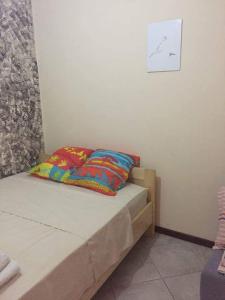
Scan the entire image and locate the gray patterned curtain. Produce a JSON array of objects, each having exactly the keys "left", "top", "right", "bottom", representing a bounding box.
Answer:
[{"left": 0, "top": 0, "right": 43, "bottom": 178}]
